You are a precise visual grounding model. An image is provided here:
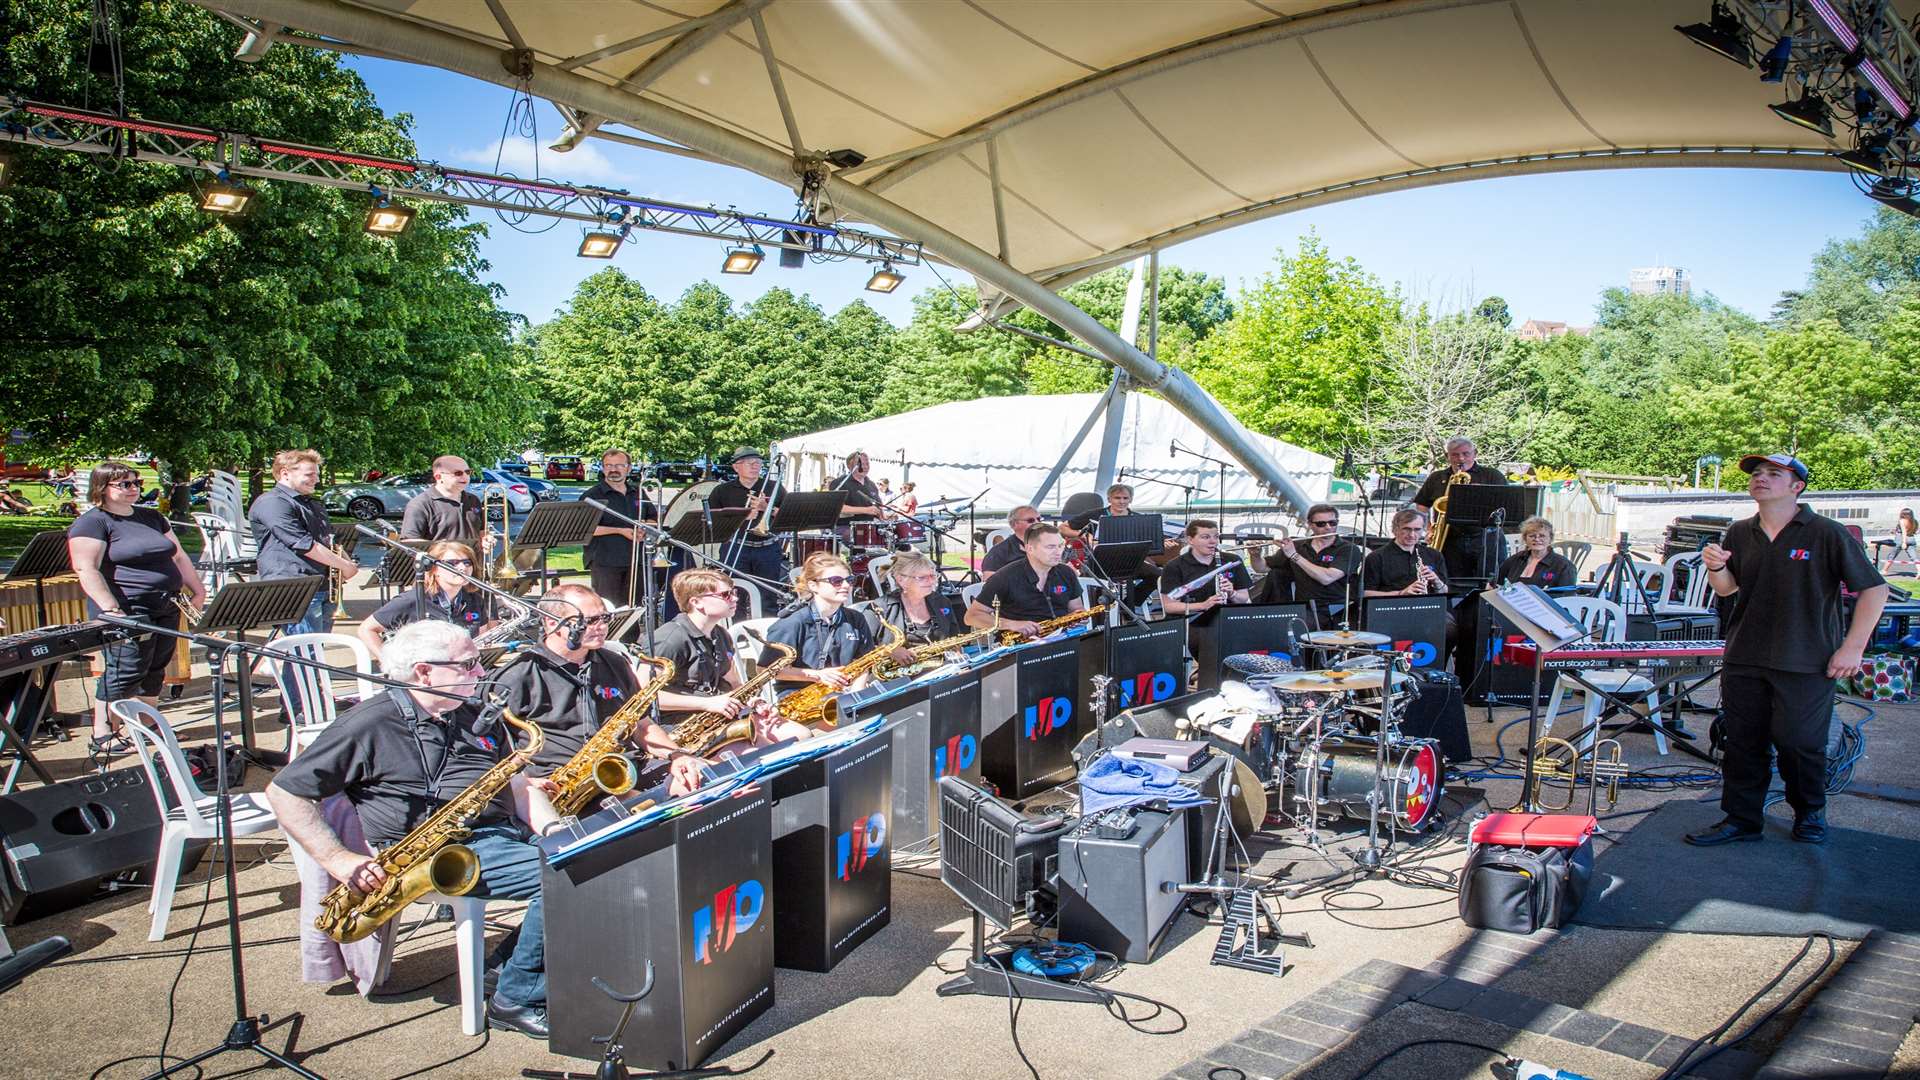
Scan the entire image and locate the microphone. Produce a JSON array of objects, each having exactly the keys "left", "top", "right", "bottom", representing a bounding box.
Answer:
[
  {"left": 1169, "top": 440, "right": 1176, "bottom": 460},
  {"left": 564, "top": 616, "right": 587, "bottom": 651}
]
